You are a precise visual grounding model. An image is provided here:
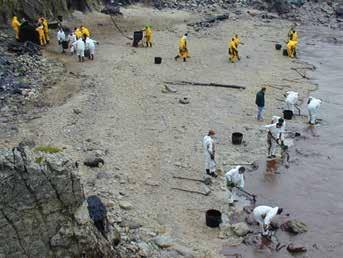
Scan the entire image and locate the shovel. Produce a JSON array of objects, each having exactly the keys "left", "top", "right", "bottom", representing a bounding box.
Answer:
[
  {"left": 234, "top": 186, "right": 257, "bottom": 202},
  {"left": 228, "top": 161, "right": 259, "bottom": 170},
  {"left": 173, "top": 176, "right": 212, "bottom": 185}
]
